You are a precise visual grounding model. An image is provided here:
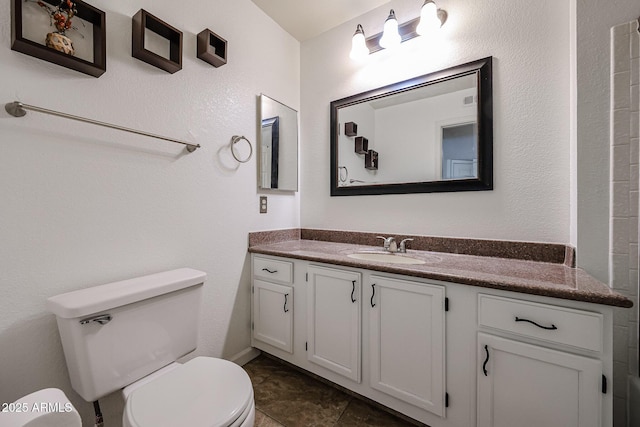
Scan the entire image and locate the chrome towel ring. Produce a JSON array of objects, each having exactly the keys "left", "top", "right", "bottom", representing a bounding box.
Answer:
[{"left": 230, "top": 135, "right": 253, "bottom": 163}]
